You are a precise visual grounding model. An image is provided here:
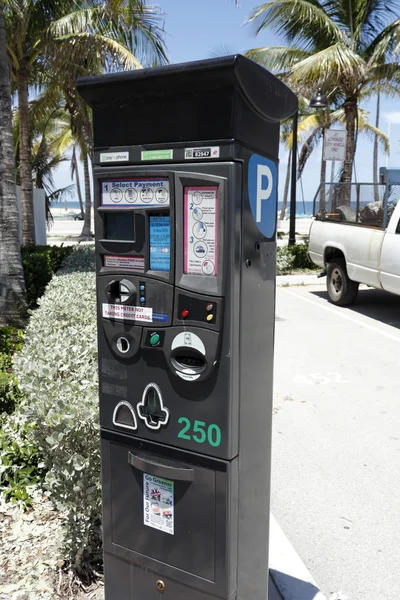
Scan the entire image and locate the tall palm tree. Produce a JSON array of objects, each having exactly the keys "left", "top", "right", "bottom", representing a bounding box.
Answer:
[
  {"left": 246, "top": 0, "right": 400, "bottom": 201},
  {"left": 4, "top": 0, "right": 167, "bottom": 244},
  {"left": 0, "top": 0, "right": 26, "bottom": 326},
  {"left": 298, "top": 106, "right": 389, "bottom": 210},
  {"left": 14, "top": 98, "right": 75, "bottom": 214}
]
